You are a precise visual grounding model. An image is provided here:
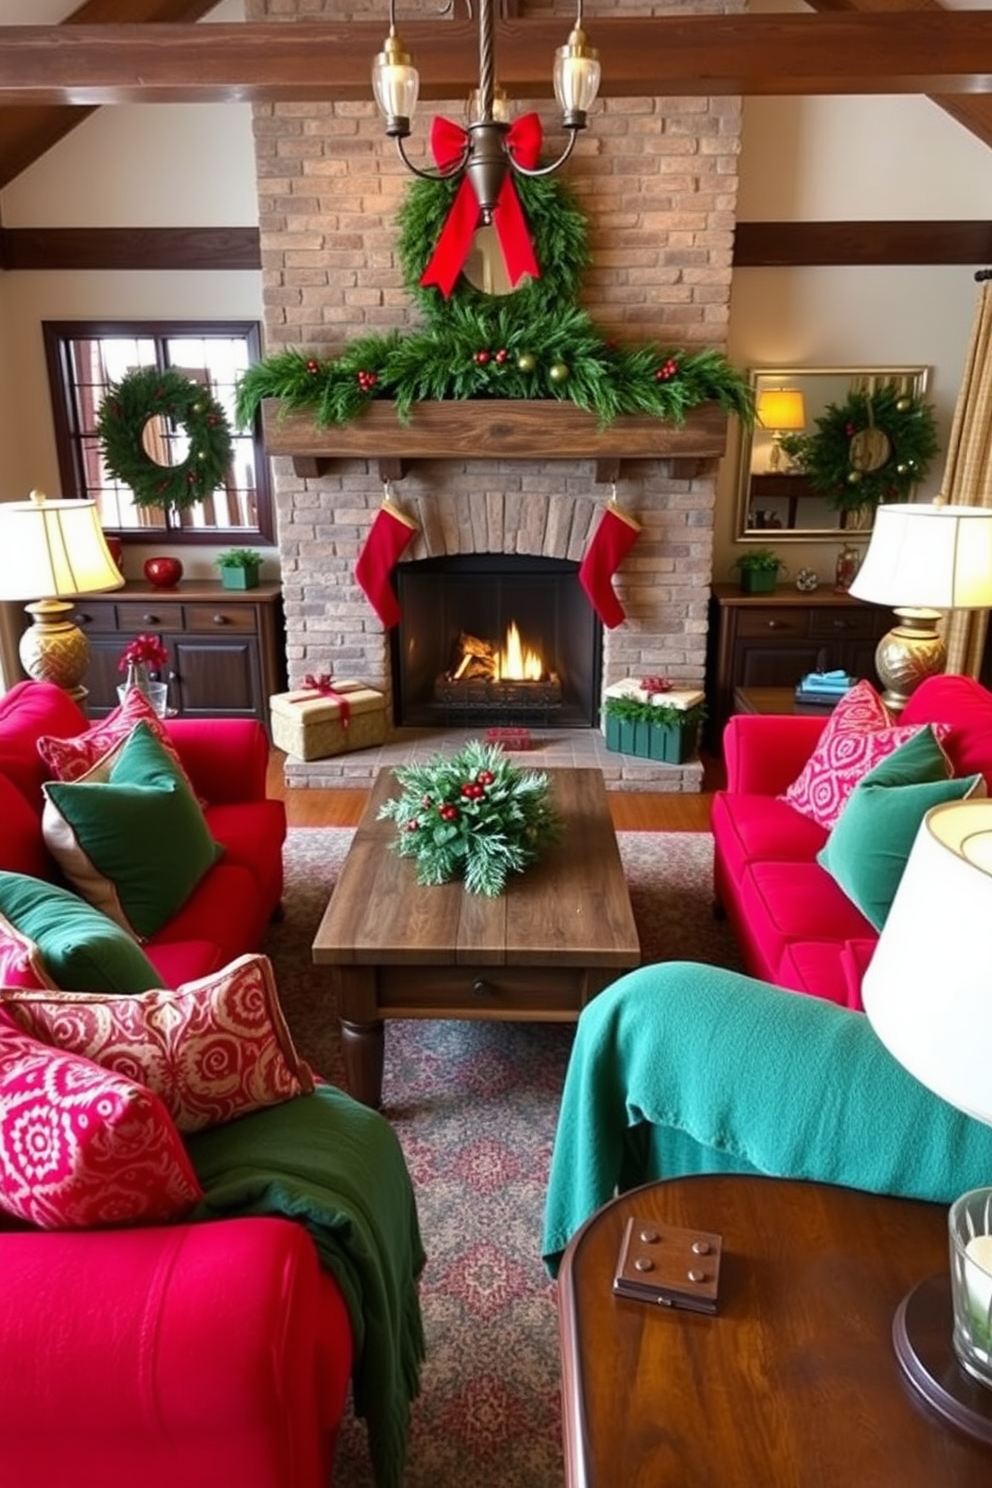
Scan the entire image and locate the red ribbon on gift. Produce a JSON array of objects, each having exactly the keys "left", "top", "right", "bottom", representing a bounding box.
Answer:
[
  {"left": 293, "top": 673, "right": 351, "bottom": 729},
  {"left": 419, "top": 114, "right": 543, "bottom": 299},
  {"left": 640, "top": 676, "right": 673, "bottom": 695}
]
